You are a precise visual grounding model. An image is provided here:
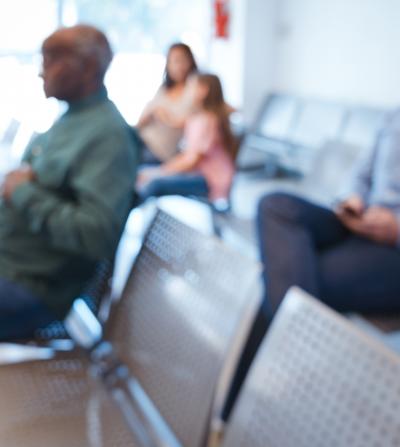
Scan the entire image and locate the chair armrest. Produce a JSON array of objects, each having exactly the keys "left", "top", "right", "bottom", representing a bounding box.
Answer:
[{"left": 0, "top": 343, "right": 55, "bottom": 365}]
